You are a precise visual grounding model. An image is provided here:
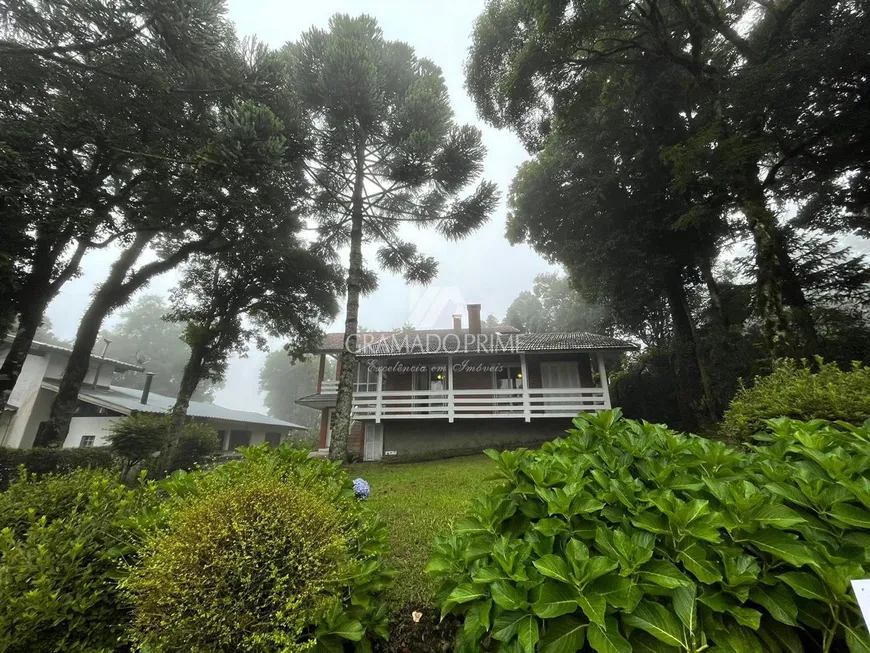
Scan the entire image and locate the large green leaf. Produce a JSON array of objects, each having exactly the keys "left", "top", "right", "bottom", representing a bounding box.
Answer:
[
  {"left": 492, "top": 611, "right": 526, "bottom": 642},
  {"left": 588, "top": 575, "right": 642, "bottom": 611},
  {"left": 672, "top": 585, "right": 697, "bottom": 634},
  {"left": 730, "top": 605, "right": 762, "bottom": 630},
  {"left": 752, "top": 505, "right": 806, "bottom": 528},
  {"left": 577, "top": 592, "right": 607, "bottom": 627},
  {"left": 750, "top": 585, "right": 799, "bottom": 626},
  {"left": 623, "top": 600, "right": 687, "bottom": 649},
  {"left": 539, "top": 615, "right": 587, "bottom": 653},
  {"left": 491, "top": 580, "right": 526, "bottom": 610},
  {"left": 447, "top": 583, "right": 487, "bottom": 605},
  {"left": 517, "top": 614, "right": 539, "bottom": 653},
  {"left": 844, "top": 622, "right": 870, "bottom": 653},
  {"left": 747, "top": 530, "right": 816, "bottom": 567},
  {"left": 329, "top": 618, "right": 365, "bottom": 642},
  {"left": 587, "top": 617, "right": 631, "bottom": 653},
  {"left": 778, "top": 571, "right": 828, "bottom": 602},
  {"left": 829, "top": 503, "right": 870, "bottom": 529},
  {"left": 532, "top": 582, "right": 581, "bottom": 619},
  {"left": 640, "top": 560, "right": 694, "bottom": 588},
  {"left": 678, "top": 543, "right": 723, "bottom": 584},
  {"left": 534, "top": 554, "right": 572, "bottom": 584}
]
